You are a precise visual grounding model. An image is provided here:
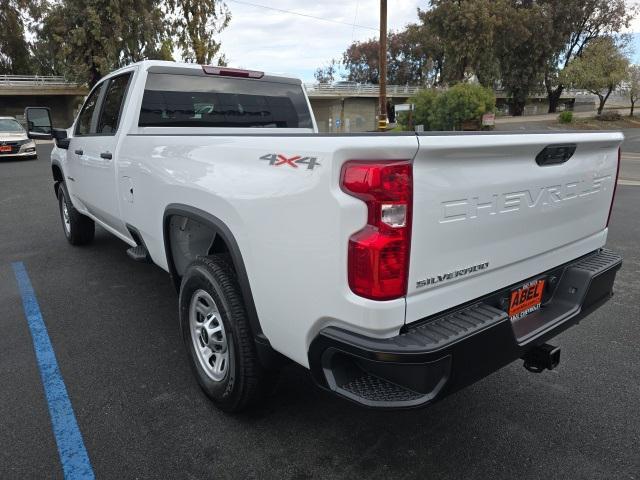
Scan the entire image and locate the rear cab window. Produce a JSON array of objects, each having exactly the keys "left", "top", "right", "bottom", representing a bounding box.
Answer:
[{"left": 139, "top": 72, "right": 313, "bottom": 129}]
